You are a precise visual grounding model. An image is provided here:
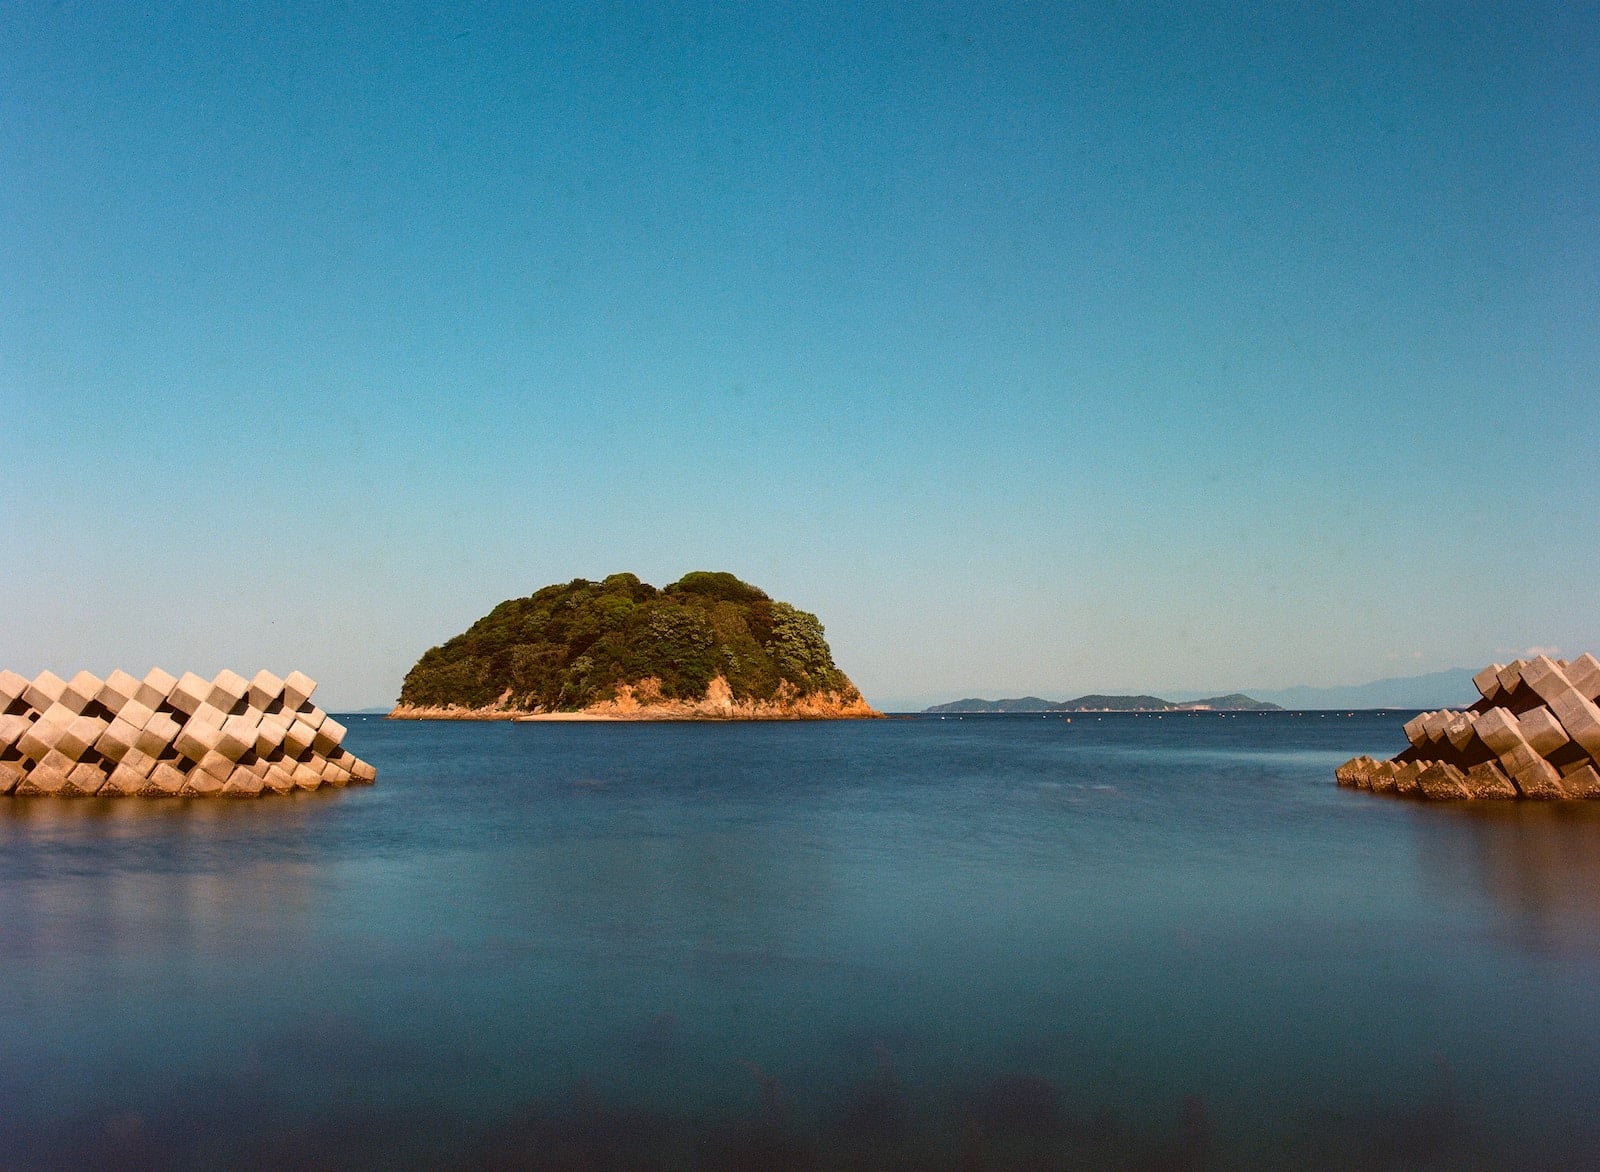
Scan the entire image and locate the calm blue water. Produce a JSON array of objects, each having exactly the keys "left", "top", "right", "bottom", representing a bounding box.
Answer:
[{"left": 3, "top": 712, "right": 1599, "bottom": 1169}]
